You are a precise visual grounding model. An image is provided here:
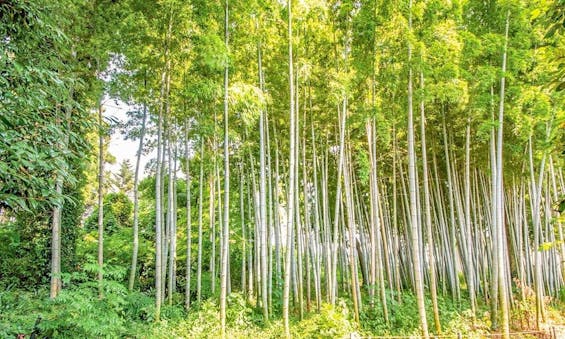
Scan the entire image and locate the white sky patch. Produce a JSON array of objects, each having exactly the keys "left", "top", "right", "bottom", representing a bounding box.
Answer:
[{"left": 103, "top": 100, "right": 154, "bottom": 178}]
